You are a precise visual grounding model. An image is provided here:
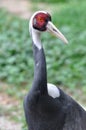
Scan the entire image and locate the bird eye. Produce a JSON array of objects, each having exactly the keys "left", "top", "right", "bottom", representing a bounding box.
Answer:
[{"left": 38, "top": 17, "right": 44, "bottom": 23}]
